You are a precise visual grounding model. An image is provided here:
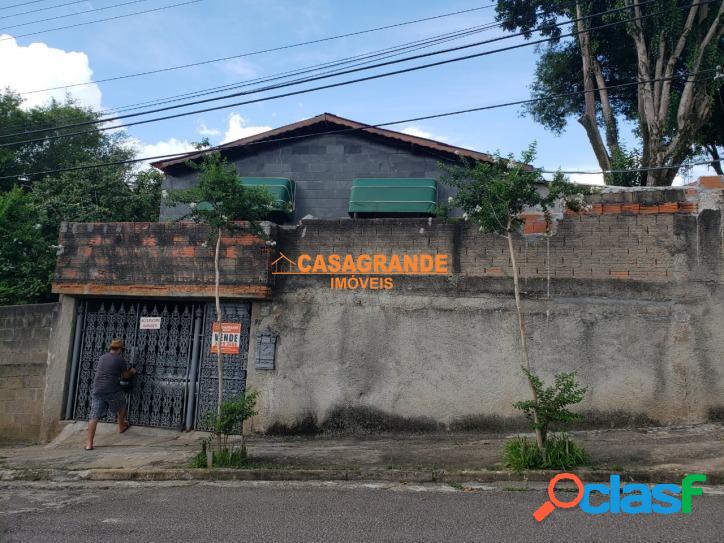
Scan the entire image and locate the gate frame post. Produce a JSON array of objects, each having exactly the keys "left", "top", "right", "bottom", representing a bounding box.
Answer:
[
  {"left": 64, "top": 301, "right": 85, "bottom": 420},
  {"left": 185, "top": 306, "right": 204, "bottom": 431}
]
